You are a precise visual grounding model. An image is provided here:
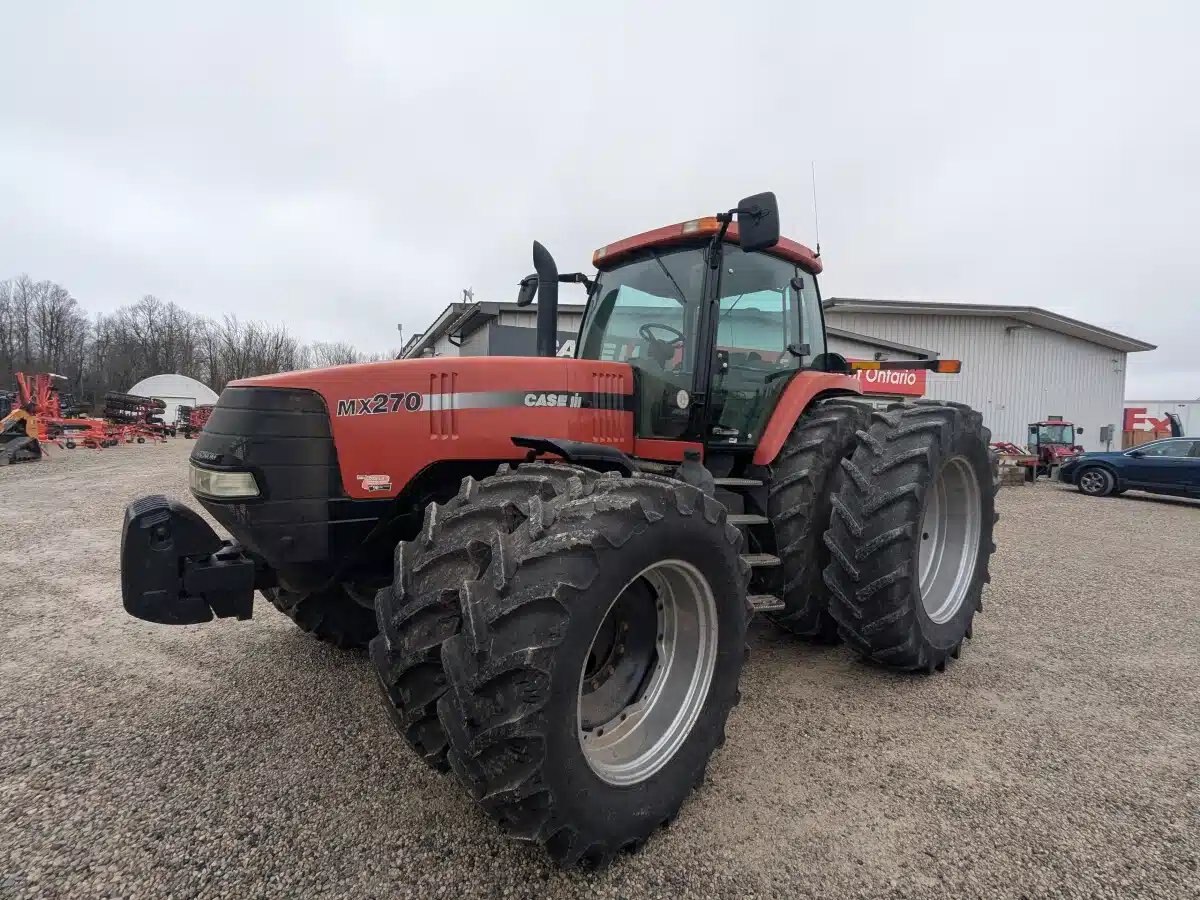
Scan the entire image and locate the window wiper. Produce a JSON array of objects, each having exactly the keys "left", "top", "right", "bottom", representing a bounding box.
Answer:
[
  {"left": 719, "top": 293, "right": 748, "bottom": 320},
  {"left": 648, "top": 250, "right": 688, "bottom": 305}
]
